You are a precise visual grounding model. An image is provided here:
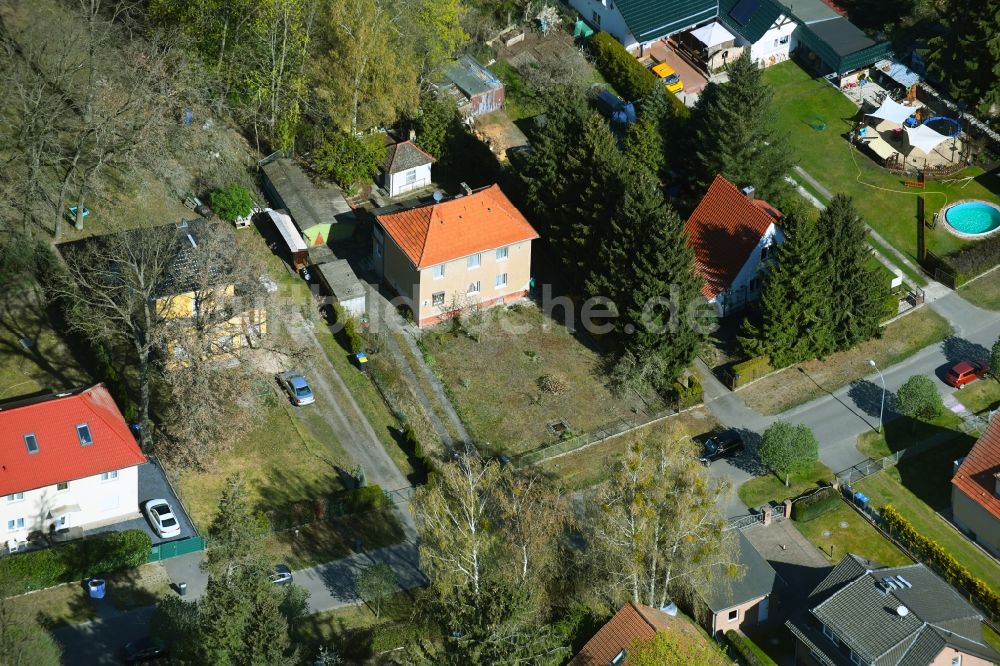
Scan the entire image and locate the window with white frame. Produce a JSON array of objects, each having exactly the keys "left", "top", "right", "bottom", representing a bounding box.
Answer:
[
  {"left": 432, "top": 292, "right": 445, "bottom": 306},
  {"left": 24, "top": 433, "right": 38, "bottom": 454},
  {"left": 405, "top": 169, "right": 417, "bottom": 184},
  {"left": 496, "top": 246, "right": 508, "bottom": 261},
  {"left": 467, "top": 281, "right": 480, "bottom": 295},
  {"left": 822, "top": 624, "right": 837, "bottom": 642},
  {"left": 5, "top": 493, "right": 24, "bottom": 503},
  {"left": 850, "top": 650, "right": 865, "bottom": 666},
  {"left": 952, "top": 656, "right": 962, "bottom": 666},
  {"left": 57, "top": 482, "right": 69, "bottom": 492},
  {"left": 6, "top": 518, "right": 24, "bottom": 532},
  {"left": 100, "top": 470, "right": 119, "bottom": 482},
  {"left": 77, "top": 423, "right": 93, "bottom": 446},
  {"left": 433, "top": 264, "right": 445, "bottom": 279},
  {"left": 495, "top": 273, "right": 507, "bottom": 288},
  {"left": 467, "top": 253, "right": 481, "bottom": 269},
  {"left": 727, "top": 609, "right": 739, "bottom": 622}
]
